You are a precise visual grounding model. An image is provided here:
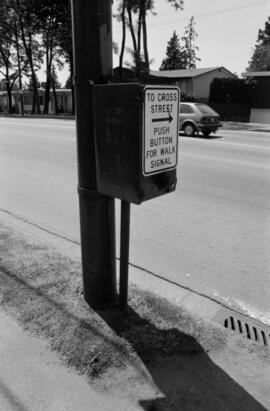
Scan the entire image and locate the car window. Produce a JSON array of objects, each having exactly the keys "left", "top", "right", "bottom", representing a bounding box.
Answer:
[
  {"left": 180, "top": 104, "right": 194, "bottom": 114},
  {"left": 196, "top": 104, "right": 217, "bottom": 115}
]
